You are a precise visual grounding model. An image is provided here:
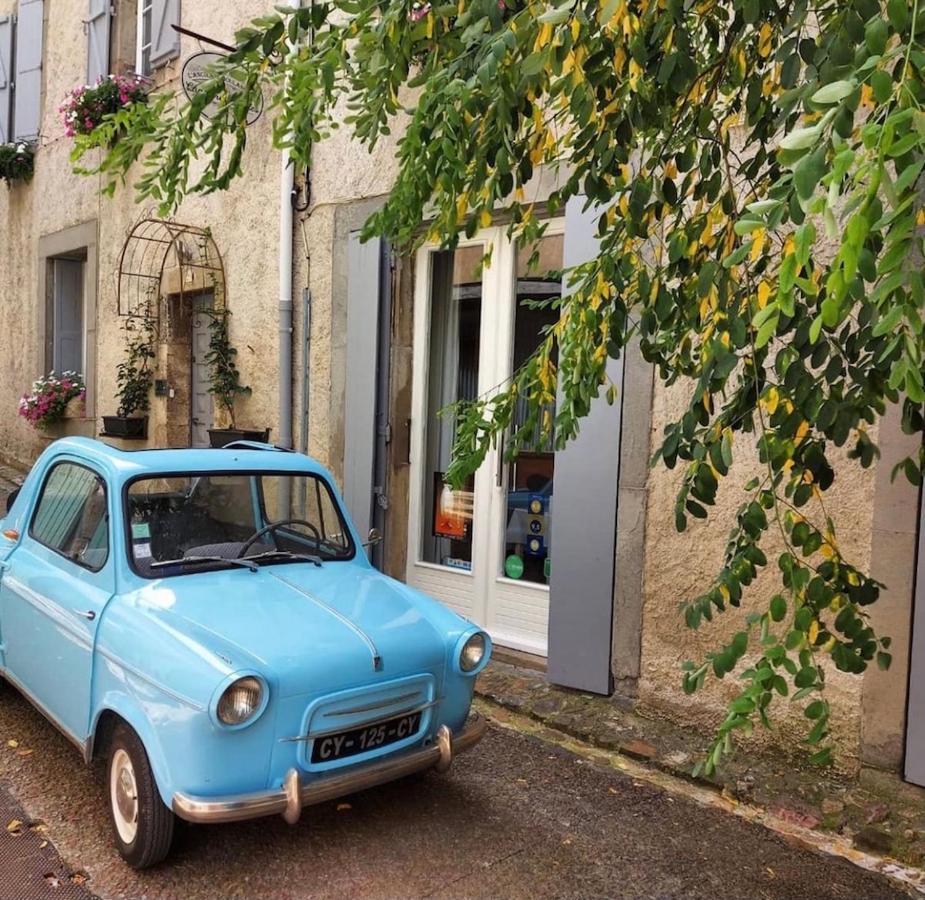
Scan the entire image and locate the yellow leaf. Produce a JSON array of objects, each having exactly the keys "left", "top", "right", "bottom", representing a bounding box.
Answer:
[
  {"left": 6, "top": 739, "right": 18, "bottom": 749},
  {"left": 764, "top": 386, "right": 780, "bottom": 415},
  {"left": 750, "top": 228, "right": 766, "bottom": 263},
  {"left": 479, "top": 209, "right": 492, "bottom": 229},
  {"left": 571, "top": 17, "right": 580, "bottom": 42},
  {"left": 757, "top": 281, "right": 771, "bottom": 308},
  {"left": 455, "top": 192, "right": 469, "bottom": 219},
  {"left": 535, "top": 22, "right": 553, "bottom": 50},
  {"left": 808, "top": 620, "right": 819, "bottom": 644},
  {"left": 614, "top": 46, "right": 627, "bottom": 74},
  {"left": 917, "top": 208, "right": 925, "bottom": 226},
  {"left": 795, "top": 420, "right": 809, "bottom": 442},
  {"left": 758, "top": 22, "right": 772, "bottom": 57}
]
